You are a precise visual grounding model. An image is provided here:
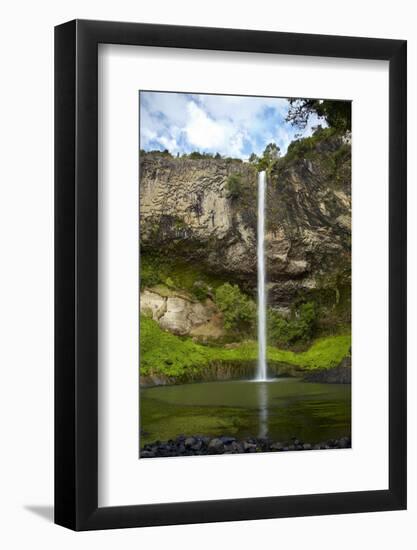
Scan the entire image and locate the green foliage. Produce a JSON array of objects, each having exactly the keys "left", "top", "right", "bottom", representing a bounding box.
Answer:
[
  {"left": 215, "top": 283, "right": 256, "bottom": 332},
  {"left": 139, "top": 314, "right": 351, "bottom": 379},
  {"left": 285, "top": 127, "right": 336, "bottom": 162},
  {"left": 164, "top": 277, "right": 175, "bottom": 288},
  {"left": 140, "top": 257, "right": 162, "bottom": 288},
  {"left": 249, "top": 142, "right": 281, "bottom": 172},
  {"left": 224, "top": 156, "right": 243, "bottom": 163},
  {"left": 226, "top": 174, "right": 243, "bottom": 199},
  {"left": 140, "top": 254, "right": 225, "bottom": 299},
  {"left": 268, "top": 302, "right": 317, "bottom": 347},
  {"left": 290, "top": 334, "right": 351, "bottom": 370},
  {"left": 225, "top": 172, "right": 256, "bottom": 207},
  {"left": 187, "top": 151, "right": 213, "bottom": 159},
  {"left": 141, "top": 148, "right": 173, "bottom": 157},
  {"left": 140, "top": 315, "right": 211, "bottom": 378},
  {"left": 263, "top": 142, "right": 280, "bottom": 163},
  {"left": 181, "top": 151, "right": 242, "bottom": 162},
  {"left": 192, "top": 280, "right": 211, "bottom": 301},
  {"left": 286, "top": 99, "right": 351, "bottom": 132}
]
